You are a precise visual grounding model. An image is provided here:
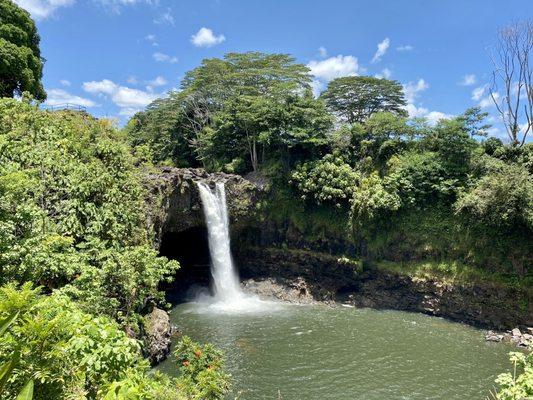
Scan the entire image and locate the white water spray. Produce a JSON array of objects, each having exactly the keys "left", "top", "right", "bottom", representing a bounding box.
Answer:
[{"left": 196, "top": 181, "right": 274, "bottom": 313}]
